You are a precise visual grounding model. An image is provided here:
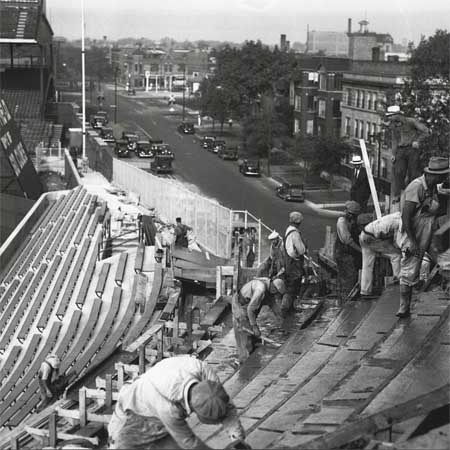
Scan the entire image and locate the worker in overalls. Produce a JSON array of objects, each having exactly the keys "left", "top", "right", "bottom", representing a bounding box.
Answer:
[
  {"left": 232, "top": 277, "right": 285, "bottom": 363},
  {"left": 334, "top": 201, "right": 362, "bottom": 299},
  {"left": 396, "top": 157, "right": 449, "bottom": 318},
  {"left": 256, "top": 231, "right": 285, "bottom": 279},
  {"left": 282, "top": 211, "right": 307, "bottom": 314},
  {"left": 37, "top": 355, "right": 61, "bottom": 412}
]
